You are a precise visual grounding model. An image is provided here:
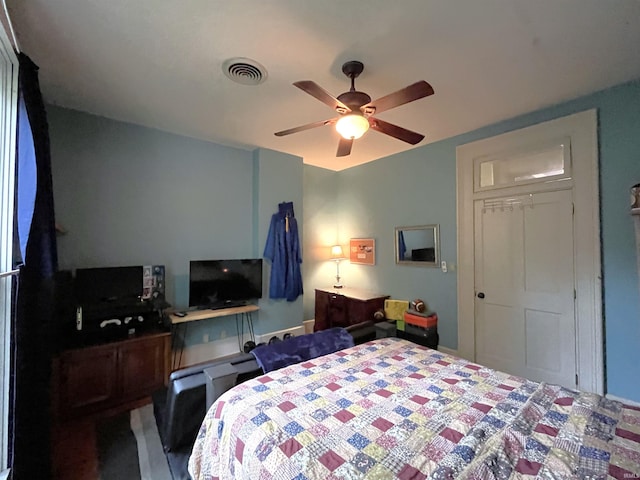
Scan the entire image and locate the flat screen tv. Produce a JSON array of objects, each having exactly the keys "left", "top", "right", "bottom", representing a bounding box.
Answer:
[
  {"left": 189, "top": 259, "right": 262, "bottom": 309},
  {"left": 75, "top": 266, "right": 143, "bottom": 306}
]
